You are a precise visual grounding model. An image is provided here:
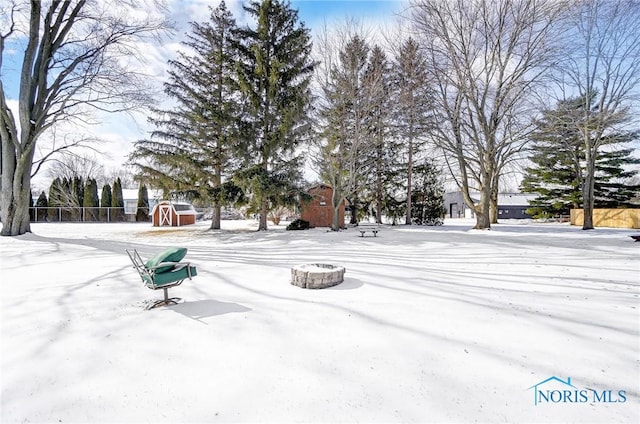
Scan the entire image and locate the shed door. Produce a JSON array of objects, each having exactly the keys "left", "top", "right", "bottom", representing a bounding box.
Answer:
[
  {"left": 450, "top": 203, "right": 459, "bottom": 218},
  {"left": 159, "top": 204, "right": 172, "bottom": 226}
]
